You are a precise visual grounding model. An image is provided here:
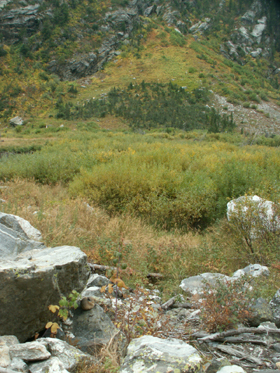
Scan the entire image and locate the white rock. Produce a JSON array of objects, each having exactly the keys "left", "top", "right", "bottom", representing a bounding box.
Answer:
[
  {"left": 37, "top": 338, "right": 93, "bottom": 371},
  {"left": 251, "top": 21, "right": 266, "bottom": 43},
  {"left": 29, "top": 357, "right": 69, "bottom": 373},
  {"left": 9, "top": 342, "right": 51, "bottom": 361},
  {"left": 120, "top": 336, "right": 202, "bottom": 373},
  {"left": 227, "top": 195, "right": 280, "bottom": 238},
  {"left": 217, "top": 365, "right": 247, "bottom": 373},
  {"left": 0, "top": 346, "right": 11, "bottom": 367},
  {"left": 9, "top": 116, "right": 24, "bottom": 126}
]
